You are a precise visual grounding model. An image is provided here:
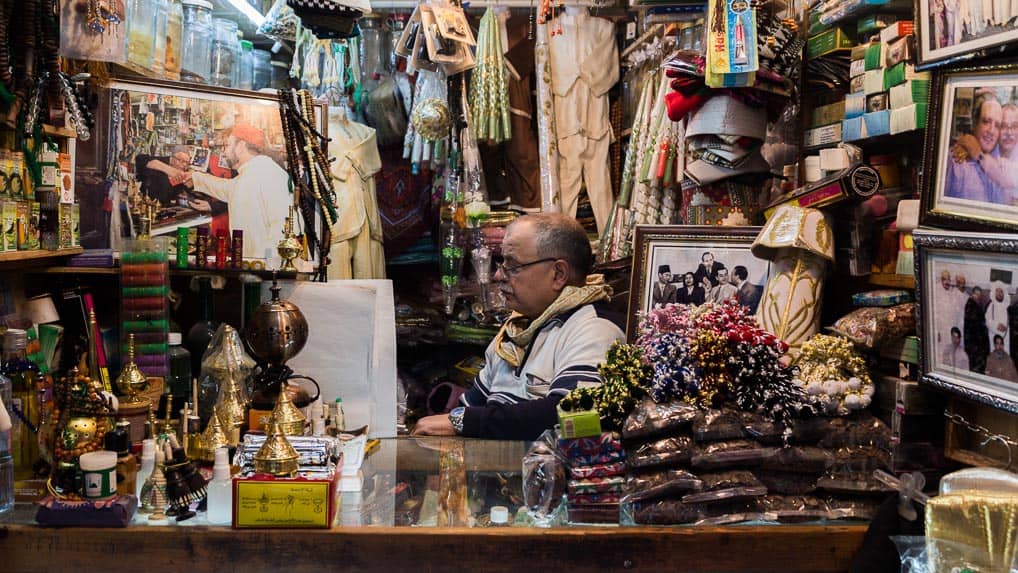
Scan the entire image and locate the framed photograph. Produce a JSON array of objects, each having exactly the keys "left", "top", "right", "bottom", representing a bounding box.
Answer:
[
  {"left": 916, "top": 0, "right": 1018, "bottom": 66},
  {"left": 920, "top": 63, "right": 1018, "bottom": 232},
  {"left": 914, "top": 227, "right": 1018, "bottom": 413},
  {"left": 626, "top": 225, "right": 771, "bottom": 339},
  {"left": 79, "top": 79, "right": 325, "bottom": 261}
]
